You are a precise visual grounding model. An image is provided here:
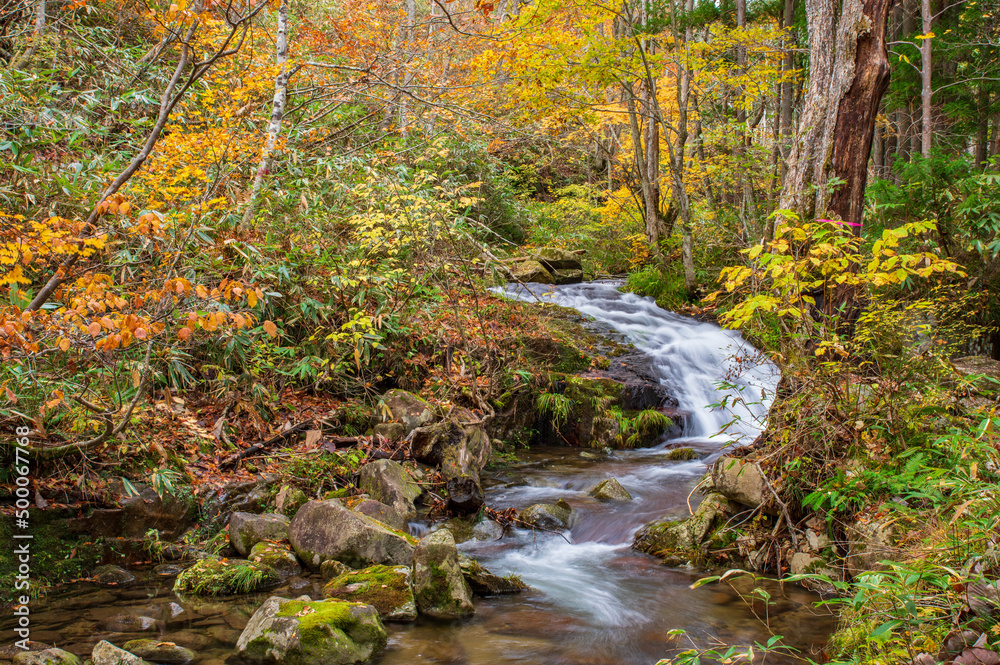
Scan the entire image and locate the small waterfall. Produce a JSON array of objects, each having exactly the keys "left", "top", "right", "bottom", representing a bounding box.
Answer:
[{"left": 497, "top": 280, "right": 780, "bottom": 445}]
